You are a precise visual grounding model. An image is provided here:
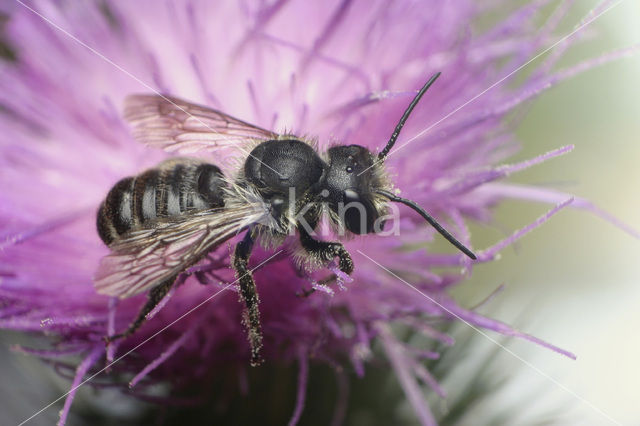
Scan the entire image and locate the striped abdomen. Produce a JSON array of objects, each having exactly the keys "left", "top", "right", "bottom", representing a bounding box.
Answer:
[{"left": 97, "top": 158, "right": 227, "bottom": 245}]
